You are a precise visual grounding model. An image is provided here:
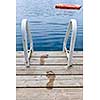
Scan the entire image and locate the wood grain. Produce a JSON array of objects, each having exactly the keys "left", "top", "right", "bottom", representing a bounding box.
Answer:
[
  {"left": 16, "top": 75, "right": 83, "bottom": 87},
  {"left": 16, "top": 88, "right": 83, "bottom": 100},
  {"left": 16, "top": 57, "right": 83, "bottom": 65},
  {"left": 16, "top": 65, "right": 83, "bottom": 75},
  {"left": 16, "top": 51, "right": 83, "bottom": 57},
  {"left": 16, "top": 51, "right": 83, "bottom": 100}
]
